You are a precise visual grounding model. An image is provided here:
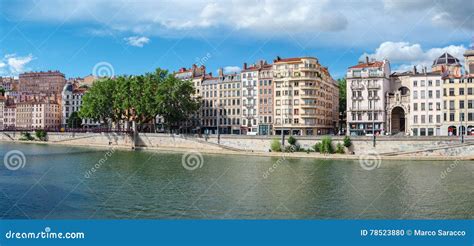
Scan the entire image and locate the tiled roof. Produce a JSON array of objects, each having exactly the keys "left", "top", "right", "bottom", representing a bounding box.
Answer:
[
  {"left": 274, "top": 57, "right": 301, "bottom": 63},
  {"left": 349, "top": 61, "right": 384, "bottom": 69}
]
